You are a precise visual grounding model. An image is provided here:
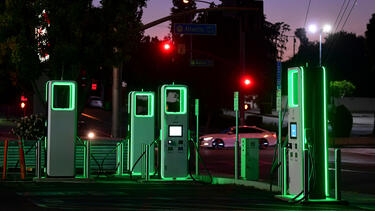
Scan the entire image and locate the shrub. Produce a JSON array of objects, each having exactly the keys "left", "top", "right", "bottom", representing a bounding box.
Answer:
[
  {"left": 11, "top": 114, "right": 46, "bottom": 140},
  {"left": 332, "top": 105, "right": 353, "bottom": 137}
]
